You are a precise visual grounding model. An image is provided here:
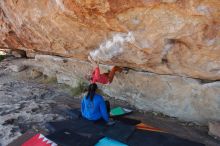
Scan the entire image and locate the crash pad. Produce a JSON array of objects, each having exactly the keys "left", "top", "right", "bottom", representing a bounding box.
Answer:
[
  {"left": 104, "top": 121, "right": 135, "bottom": 143},
  {"left": 8, "top": 130, "right": 38, "bottom": 146},
  {"left": 76, "top": 124, "right": 105, "bottom": 138},
  {"left": 110, "top": 107, "right": 132, "bottom": 116},
  {"left": 46, "top": 119, "right": 94, "bottom": 133},
  {"left": 46, "top": 129, "right": 100, "bottom": 146},
  {"left": 136, "top": 123, "right": 163, "bottom": 132},
  {"left": 46, "top": 118, "right": 106, "bottom": 139},
  {"left": 8, "top": 130, "right": 48, "bottom": 146},
  {"left": 22, "top": 133, "right": 57, "bottom": 146},
  {"left": 128, "top": 129, "right": 205, "bottom": 146},
  {"left": 45, "top": 108, "right": 204, "bottom": 146},
  {"left": 112, "top": 117, "right": 141, "bottom": 126},
  {"left": 95, "top": 137, "right": 128, "bottom": 146}
]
